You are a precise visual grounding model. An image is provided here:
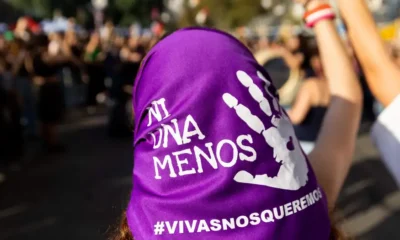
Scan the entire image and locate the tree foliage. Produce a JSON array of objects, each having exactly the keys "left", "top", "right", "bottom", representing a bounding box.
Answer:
[
  {"left": 179, "top": 0, "right": 264, "bottom": 29},
  {"left": 178, "top": 0, "right": 297, "bottom": 30},
  {"left": 7, "top": 0, "right": 163, "bottom": 27}
]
